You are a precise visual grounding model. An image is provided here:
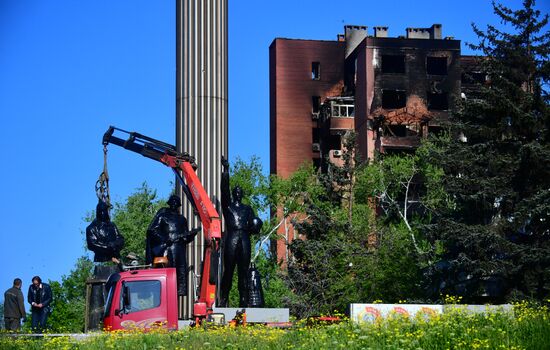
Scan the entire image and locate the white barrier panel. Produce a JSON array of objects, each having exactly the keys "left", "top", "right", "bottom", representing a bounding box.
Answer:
[{"left": 350, "top": 304, "right": 443, "bottom": 323}]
